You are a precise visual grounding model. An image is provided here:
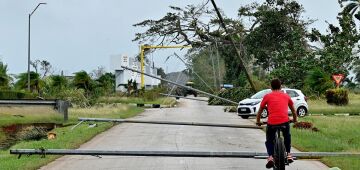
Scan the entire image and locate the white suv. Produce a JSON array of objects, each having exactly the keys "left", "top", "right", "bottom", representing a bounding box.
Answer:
[{"left": 237, "top": 88, "right": 308, "bottom": 119}]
